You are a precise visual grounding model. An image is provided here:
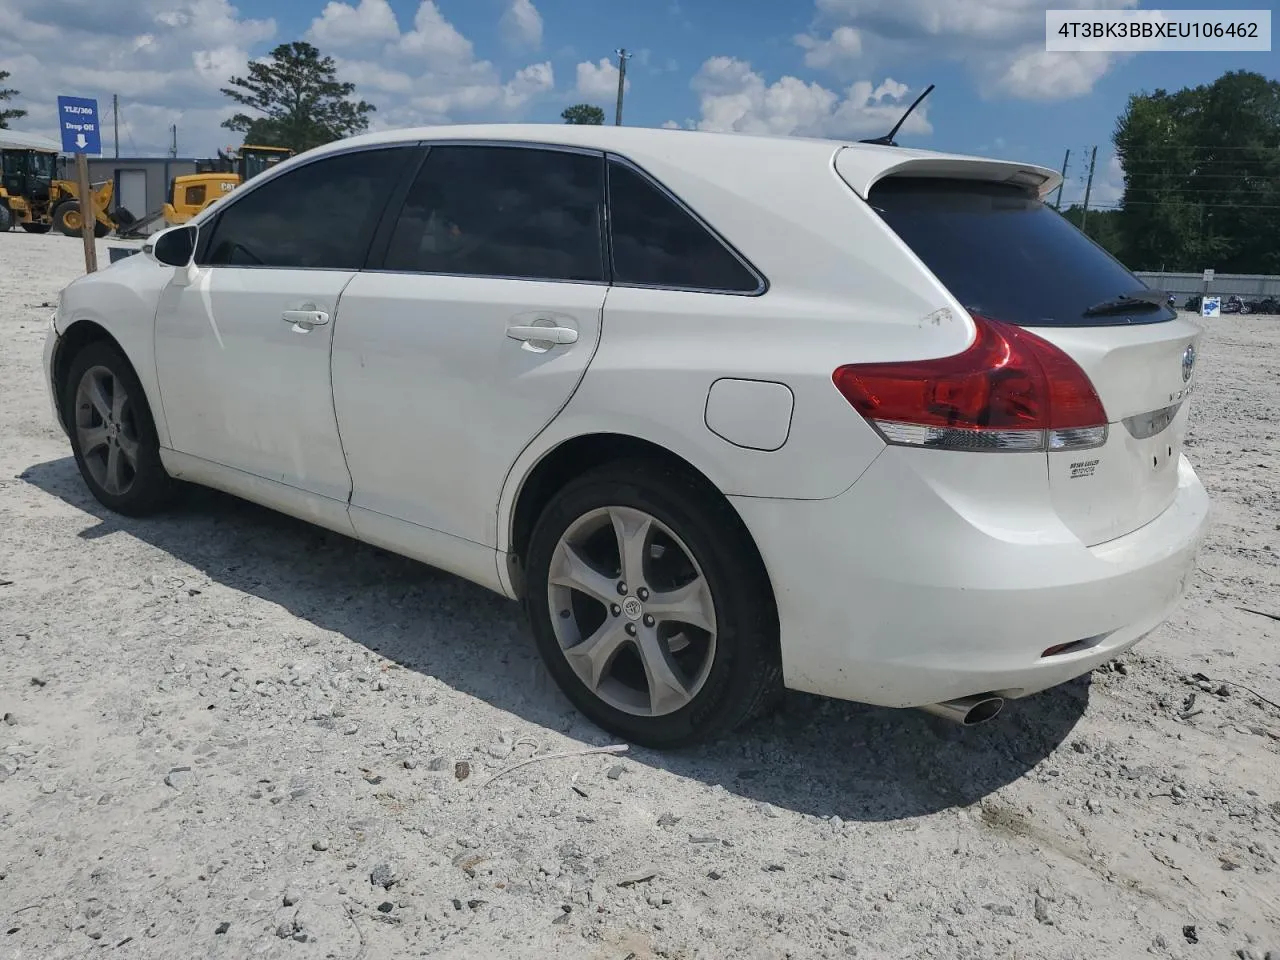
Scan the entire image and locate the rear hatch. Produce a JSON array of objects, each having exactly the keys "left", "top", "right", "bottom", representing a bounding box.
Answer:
[{"left": 857, "top": 173, "right": 1201, "bottom": 547}]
